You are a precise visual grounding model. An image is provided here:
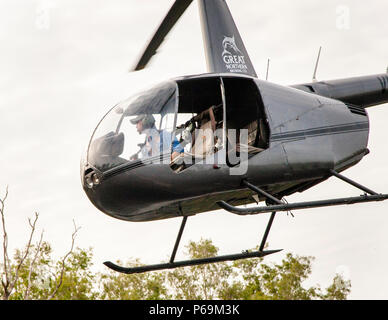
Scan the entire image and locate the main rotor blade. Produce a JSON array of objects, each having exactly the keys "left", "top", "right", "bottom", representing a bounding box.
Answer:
[{"left": 132, "top": 0, "right": 193, "bottom": 71}]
